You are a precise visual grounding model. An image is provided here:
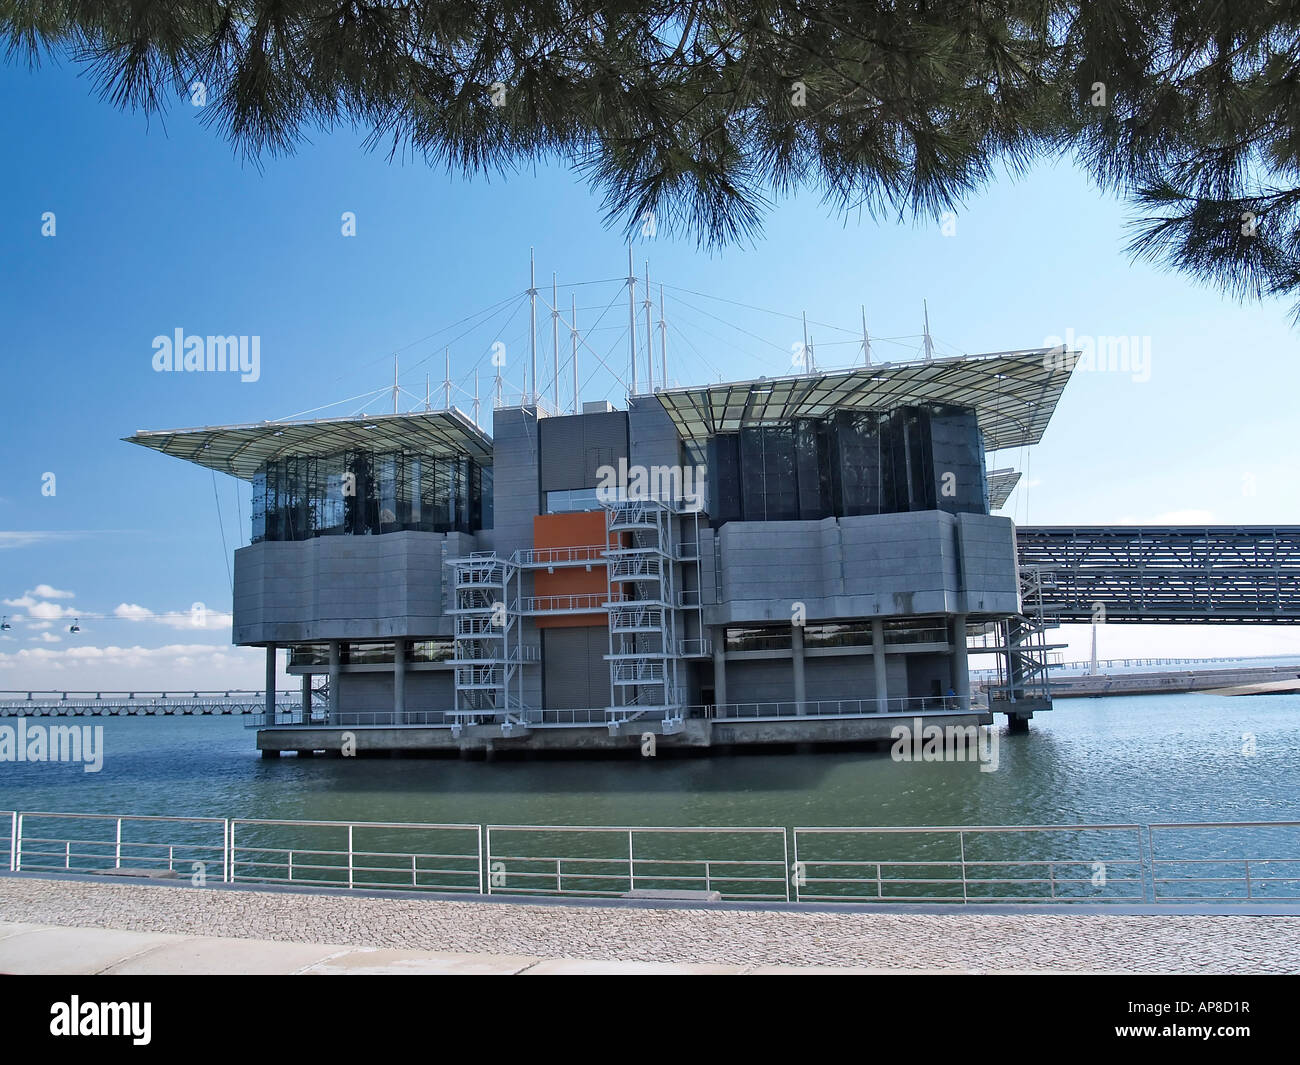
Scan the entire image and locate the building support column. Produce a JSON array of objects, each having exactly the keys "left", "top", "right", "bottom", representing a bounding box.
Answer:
[
  {"left": 791, "top": 623, "right": 806, "bottom": 715},
  {"left": 264, "top": 645, "right": 277, "bottom": 722},
  {"left": 950, "top": 614, "right": 970, "bottom": 712},
  {"left": 301, "top": 672, "right": 312, "bottom": 723},
  {"left": 711, "top": 630, "right": 727, "bottom": 712},
  {"left": 394, "top": 639, "right": 406, "bottom": 725},
  {"left": 328, "top": 640, "right": 341, "bottom": 725},
  {"left": 871, "top": 619, "right": 889, "bottom": 712}
]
